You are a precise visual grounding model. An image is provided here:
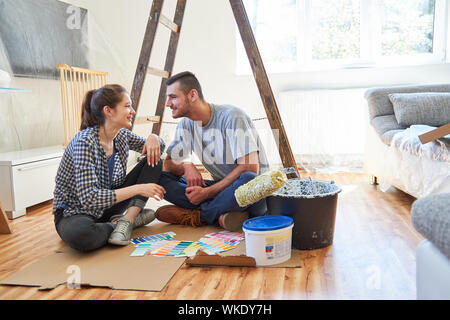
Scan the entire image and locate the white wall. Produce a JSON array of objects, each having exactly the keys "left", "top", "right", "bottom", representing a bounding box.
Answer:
[{"left": 2, "top": 0, "right": 450, "bottom": 155}]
